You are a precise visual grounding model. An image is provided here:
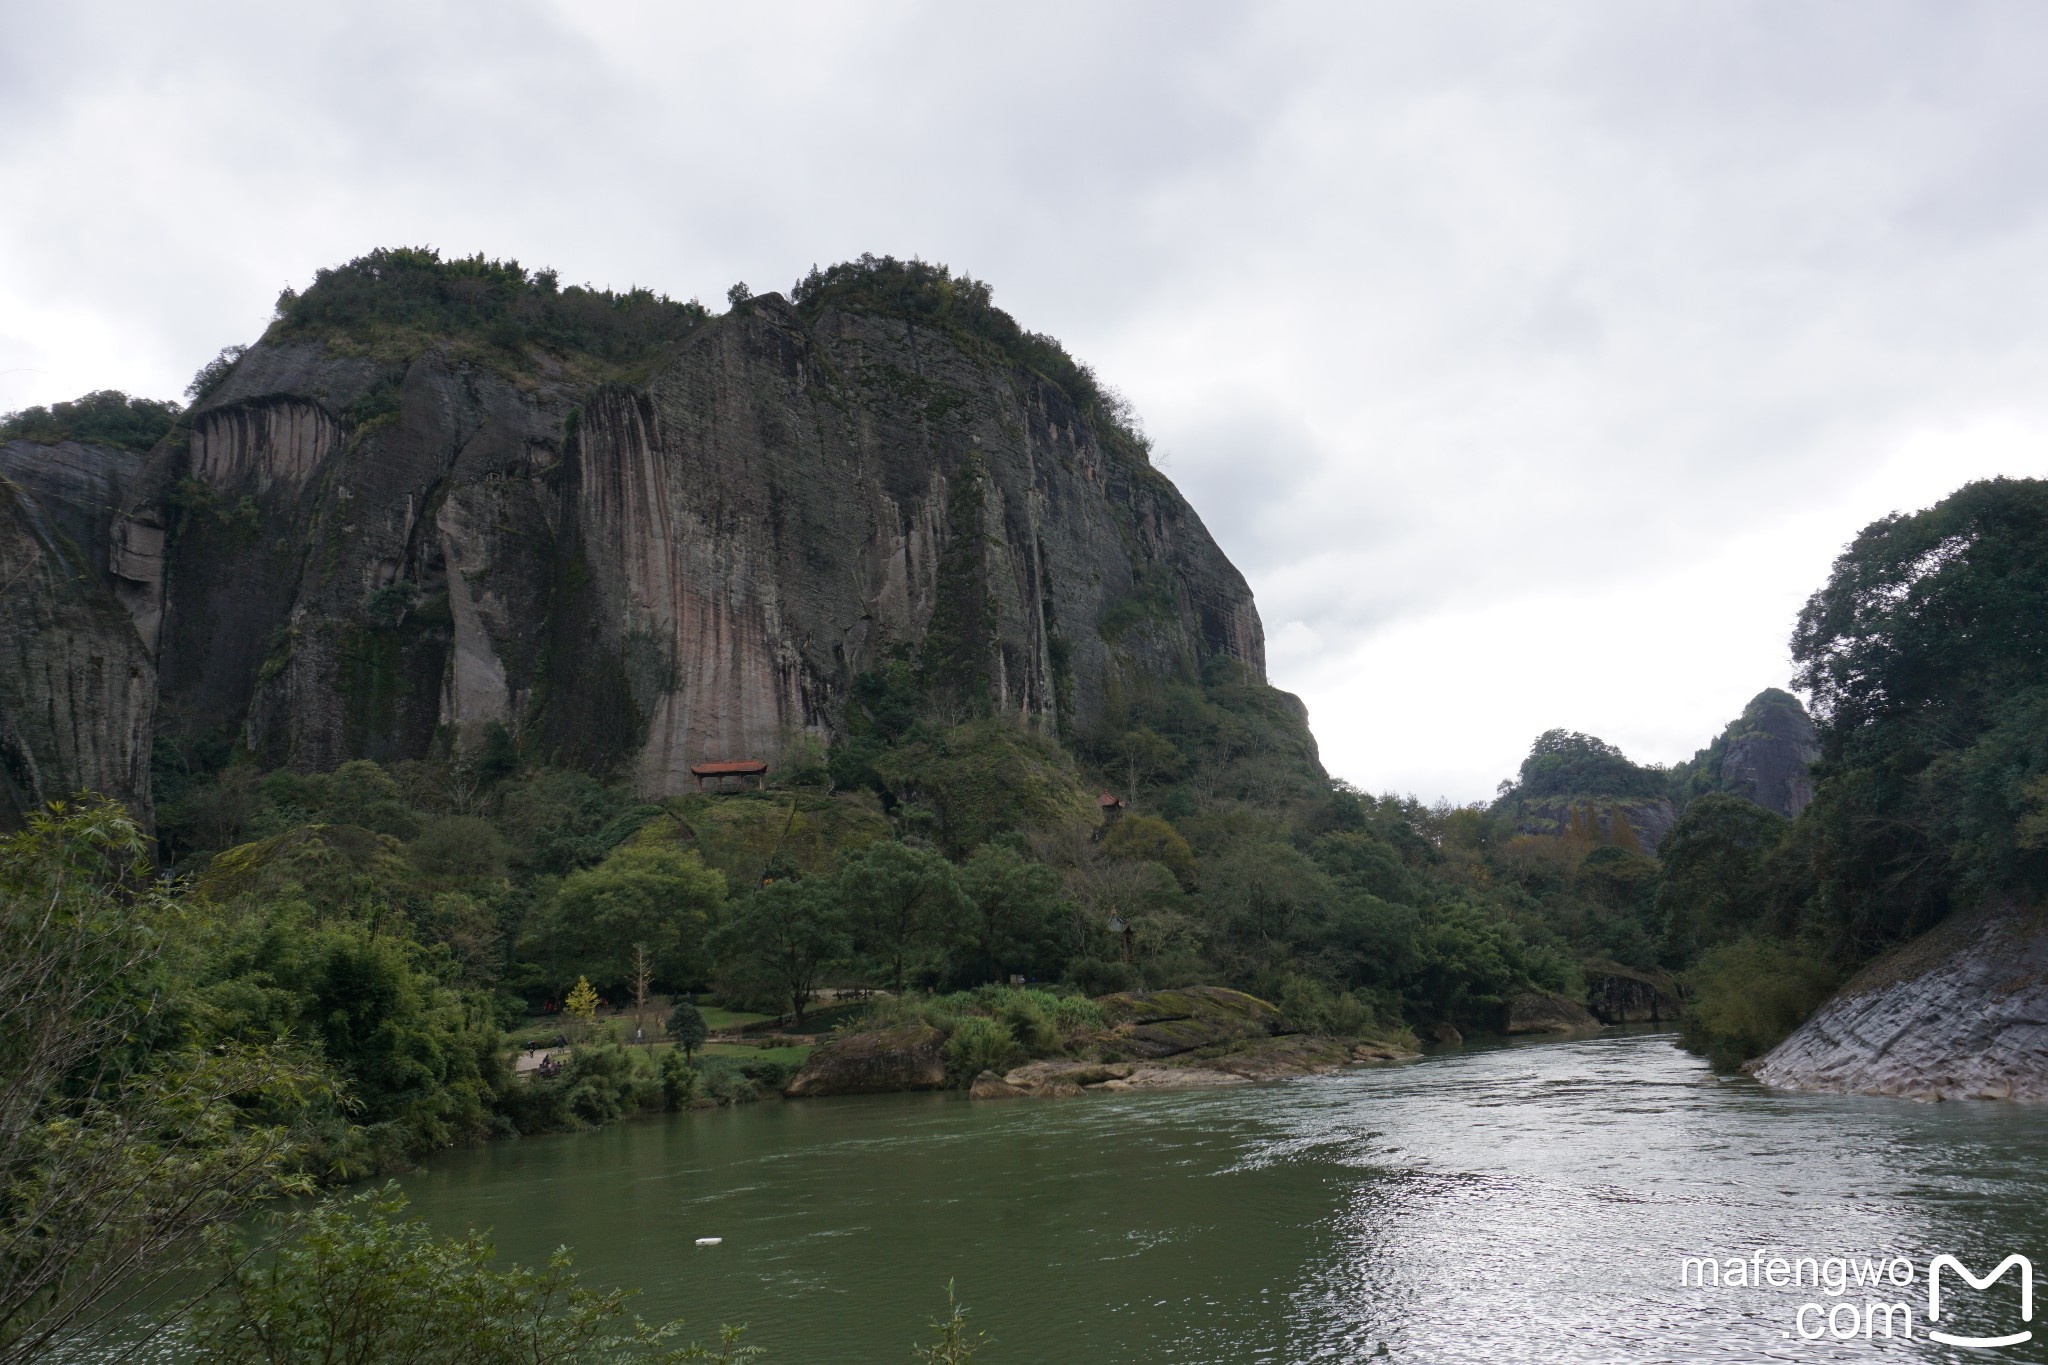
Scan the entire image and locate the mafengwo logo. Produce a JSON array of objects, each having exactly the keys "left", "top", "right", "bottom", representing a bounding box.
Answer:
[
  {"left": 1679, "top": 1250, "right": 2033, "bottom": 1347},
  {"left": 1927, "top": 1255, "right": 2032, "bottom": 1350}
]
